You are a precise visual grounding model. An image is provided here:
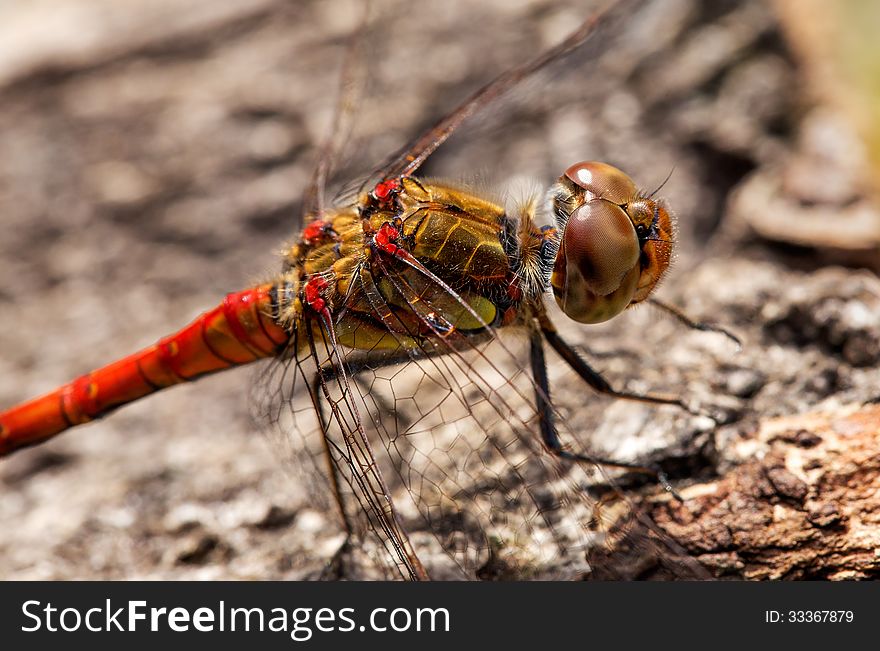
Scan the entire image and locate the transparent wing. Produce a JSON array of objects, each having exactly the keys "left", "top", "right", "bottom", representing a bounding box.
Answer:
[
  {"left": 300, "top": 3, "right": 373, "bottom": 222},
  {"left": 254, "top": 240, "right": 708, "bottom": 579},
  {"left": 347, "top": 341, "right": 601, "bottom": 579},
  {"left": 252, "top": 308, "right": 427, "bottom": 580},
  {"left": 251, "top": 0, "right": 706, "bottom": 580},
  {"left": 357, "top": 246, "right": 707, "bottom": 578},
  {"left": 357, "top": 0, "right": 639, "bottom": 195}
]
